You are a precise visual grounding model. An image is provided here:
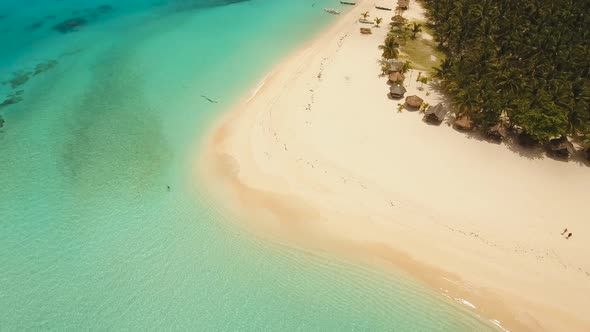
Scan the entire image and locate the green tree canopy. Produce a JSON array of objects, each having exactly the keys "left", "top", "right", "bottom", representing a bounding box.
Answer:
[{"left": 422, "top": 0, "right": 590, "bottom": 141}]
